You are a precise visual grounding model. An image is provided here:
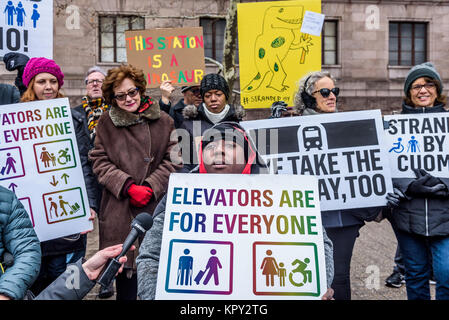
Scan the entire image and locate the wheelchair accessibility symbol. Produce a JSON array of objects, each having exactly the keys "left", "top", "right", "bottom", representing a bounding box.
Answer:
[
  {"left": 253, "top": 242, "right": 321, "bottom": 297},
  {"left": 34, "top": 139, "right": 77, "bottom": 173}
]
